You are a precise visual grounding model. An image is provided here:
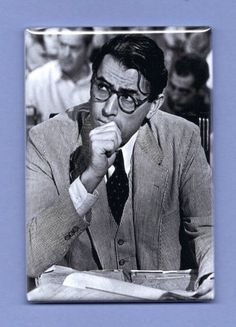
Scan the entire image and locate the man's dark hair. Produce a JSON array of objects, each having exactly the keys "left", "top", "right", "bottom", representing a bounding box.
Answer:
[
  {"left": 92, "top": 34, "right": 168, "bottom": 102},
  {"left": 77, "top": 27, "right": 94, "bottom": 47},
  {"left": 174, "top": 54, "right": 209, "bottom": 89}
]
